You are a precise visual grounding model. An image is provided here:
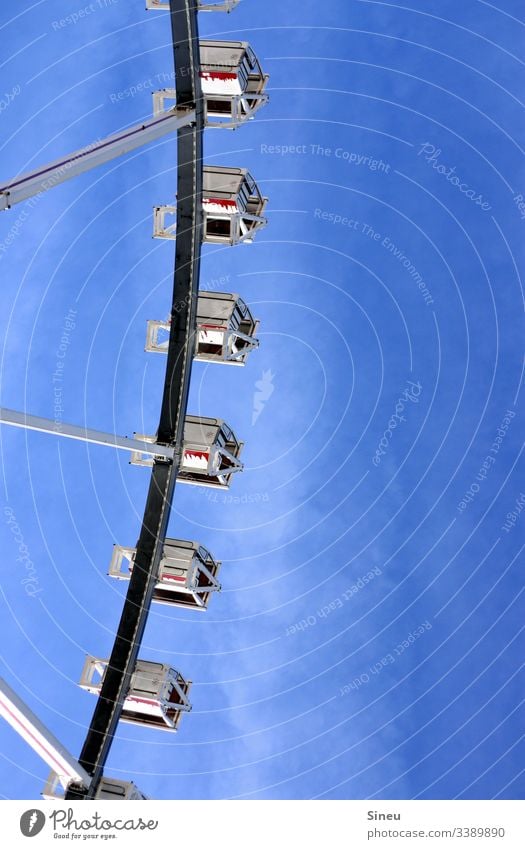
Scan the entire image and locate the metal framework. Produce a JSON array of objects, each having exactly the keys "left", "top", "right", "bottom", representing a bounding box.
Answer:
[
  {"left": 64, "top": 0, "right": 205, "bottom": 799},
  {"left": 79, "top": 658, "right": 192, "bottom": 732},
  {"left": 0, "top": 677, "right": 91, "bottom": 793},
  {"left": 0, "top": 675, "right": 149, "bottom": 801},
  {"left": 0, "top": 0, "right": 268, "bottom": 801},
  {"left": 153, "top": 40, "right": 269, "bottom": 128},
  {"left": 153, "top": 165, "right": 268, "bottom": 245},
  {"left": 0, "top": 408, "right": 175, "bottom": 459},
  {"left": 0, "top": 109, "right": 194, "bottom": 211},
  {"left": 43, "top": 773, "right": 147, "bottom": 801},
  {"left": 129, "top": 416, "right": 244, "bottom": 490},
  {"left": 146, "top": 291, "right": 260, "bottom": 365},
  {"left": 108, "top": 539, "right": 221, "bottom": 610}
]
